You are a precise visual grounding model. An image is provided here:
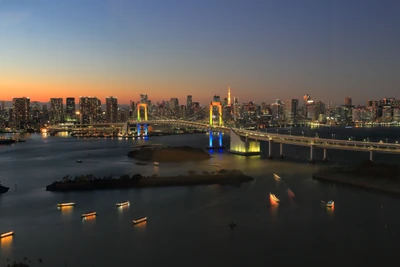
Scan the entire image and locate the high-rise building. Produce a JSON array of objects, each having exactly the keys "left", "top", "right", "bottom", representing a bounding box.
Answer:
[
  {"left": 186, "top": 95, "right": 193, "bottom": 117},
  {"left": 228, "top": 85, "right": 231, "bottom": 106},
  {"left": 79, "top": 97, "right": 99, "bottom": 124},
  {"left": 0, "top": 100, "right": 5, "bottom": 110},
  {"left": 106, "top": 96, "right": 118, "bottom": 123},
  {"left": 213, "top": 95, "right": 221, "bottom": 103},
  {"left": 50, "top": 98, "right": 64, "bottom": 124},
  {"left": 284, "top": 99, "right": 299, "bottom": 123},
  {"left": 170, "top": 98, "right": 179, "bottom": 110},
  {"left": 66, "top": 97, "right": 76, "bottom": 121},
  {"left": 345, "top": 97, "right": 352, "bottom": 106},
  {"left": 12, "top": 97, "right": 30, "bottom": 129},
  {"left": 140, "top": 94, "right": 148, "bottom": 104}
]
